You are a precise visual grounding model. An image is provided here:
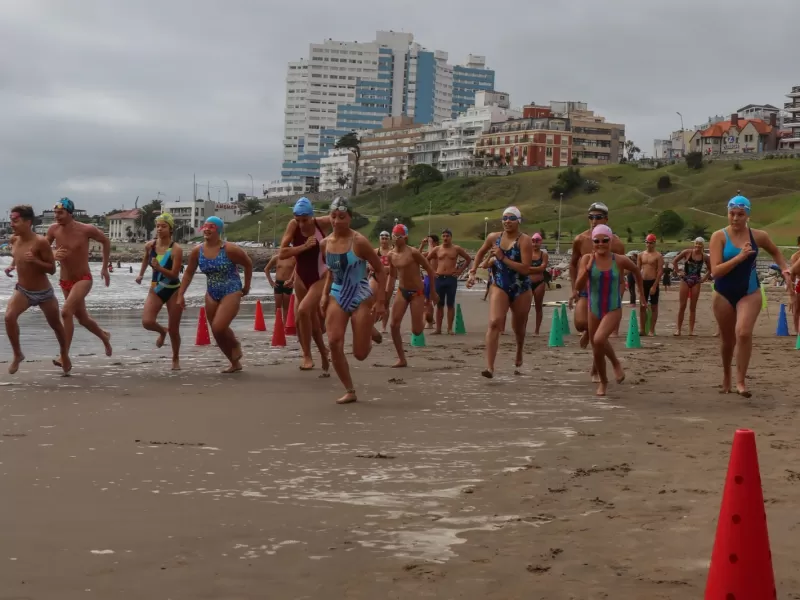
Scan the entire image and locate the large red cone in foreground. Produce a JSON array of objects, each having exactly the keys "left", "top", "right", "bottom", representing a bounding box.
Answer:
[
  {"left": 195, "top": 307, "right": 210, "bottom": 346},
  {"left": 705, "top": 429, "right": 776, "bottom": 599},
  {"left": 254, "top": 300, "right": 266, "bottom": 331},
  {"left": 284, "top": 295, "right": 297, "bottom": 335},
  {"left": 271, "top": 308, "right": 287, "bottom": 347}
]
